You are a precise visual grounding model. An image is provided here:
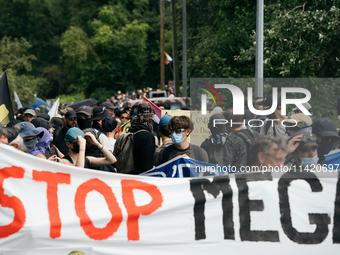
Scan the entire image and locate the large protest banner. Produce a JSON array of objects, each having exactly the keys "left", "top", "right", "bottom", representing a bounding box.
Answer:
[{"left": 0, "top": 143, "right": 340, "bottom": 255}]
